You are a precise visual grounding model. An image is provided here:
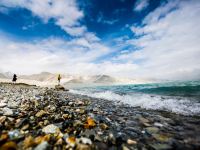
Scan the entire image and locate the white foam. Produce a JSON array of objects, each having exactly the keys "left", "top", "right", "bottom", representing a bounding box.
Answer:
[{"left": 70, "top": 89, "right": 200, "bottom": 116}]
